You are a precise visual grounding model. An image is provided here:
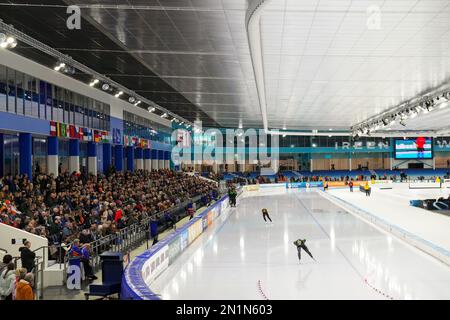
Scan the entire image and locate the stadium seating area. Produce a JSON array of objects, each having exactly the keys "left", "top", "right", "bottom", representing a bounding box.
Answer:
[{"left": 0, "top": 170, "right": 219, "bottom": 246}]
